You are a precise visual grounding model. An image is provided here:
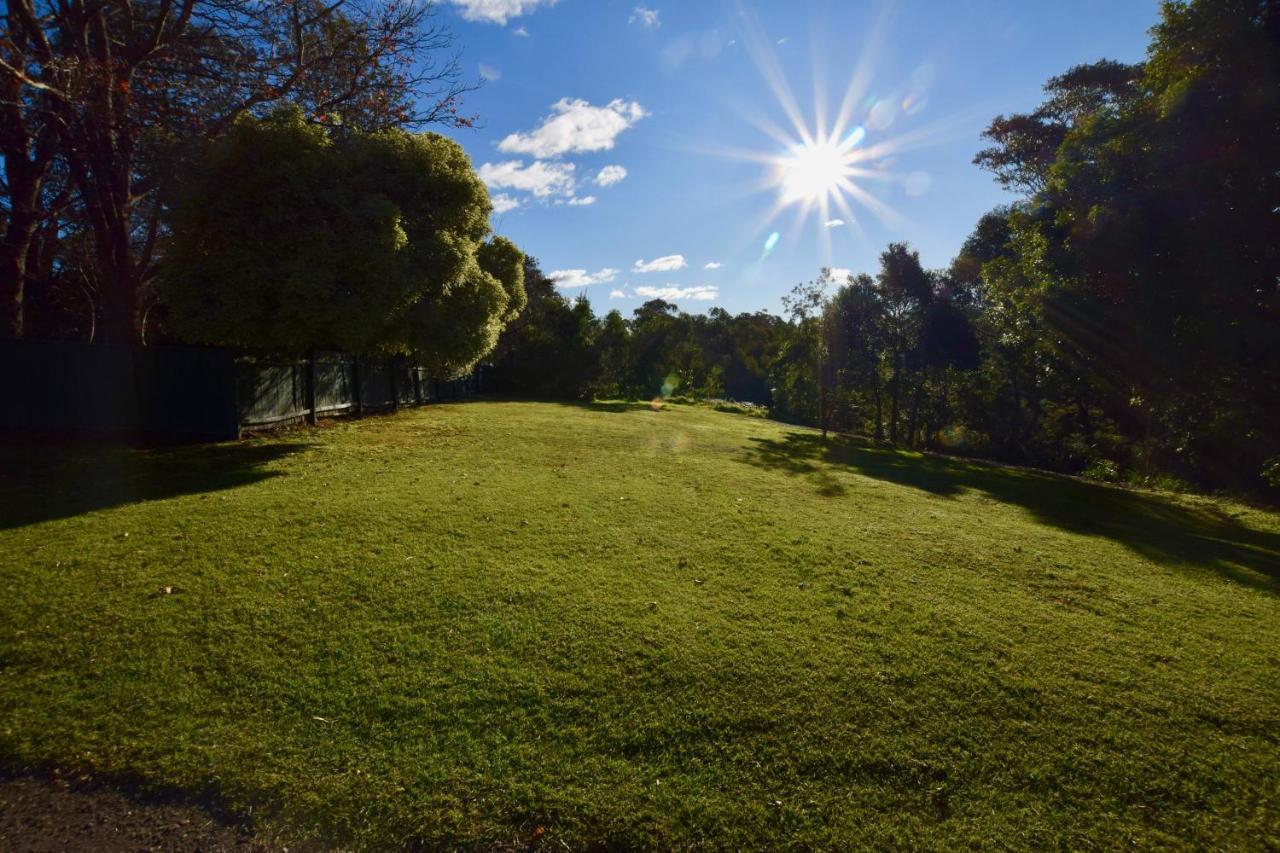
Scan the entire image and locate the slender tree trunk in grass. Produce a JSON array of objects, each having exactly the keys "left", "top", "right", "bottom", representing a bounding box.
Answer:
[
  {"left": 819, "top": 352, "right": 828, "bottom": 440},
  {"left": 889, "top": 352, "right": 901, "bottom": 444},
  {"left": 907, "top": 378, "right": 921, "bottom": 449},
  {"left": 873, "top": 377, "right": 883, "bottom": 440}
]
